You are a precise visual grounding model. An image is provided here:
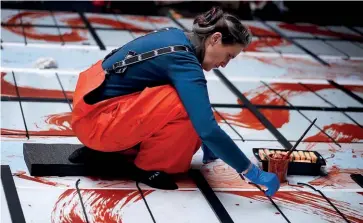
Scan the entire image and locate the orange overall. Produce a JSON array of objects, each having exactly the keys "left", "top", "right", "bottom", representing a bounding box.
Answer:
[{"left": 71, "top": 60, "right": 202, "bottom": 174}]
